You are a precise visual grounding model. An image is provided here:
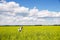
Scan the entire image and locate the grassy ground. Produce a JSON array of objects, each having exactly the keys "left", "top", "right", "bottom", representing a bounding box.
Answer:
[{"left": 0, "top": 26, "right": 60, "bottom": 40}]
